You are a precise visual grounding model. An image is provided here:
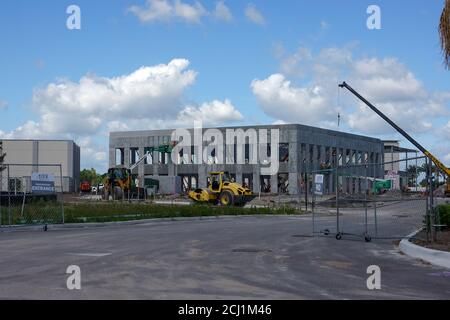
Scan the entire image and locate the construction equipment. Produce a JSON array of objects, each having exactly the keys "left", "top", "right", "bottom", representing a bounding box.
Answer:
[
  {"left": 372, "top": 179, "right": 392, "bottom": 195},
  {"left": 80, "top": 181, "right": 91, "bottom": 193},
  {"left": 104, "top": 142, "right": 177, "bottom": 200},
  {"left": 339, "top": 81, "right": 450, "bottom": 197},
  {"left": 104, "top": 167, "right": 132, "bottom": 200},
  {"left": 188, "top": 171, "right": 254, "bottom": 206}
]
